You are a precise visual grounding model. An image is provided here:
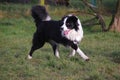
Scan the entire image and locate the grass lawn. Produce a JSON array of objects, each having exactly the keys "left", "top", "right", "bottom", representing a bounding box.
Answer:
[{"left": 0, "top": 3, "right": 120, "bottom": 80}]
